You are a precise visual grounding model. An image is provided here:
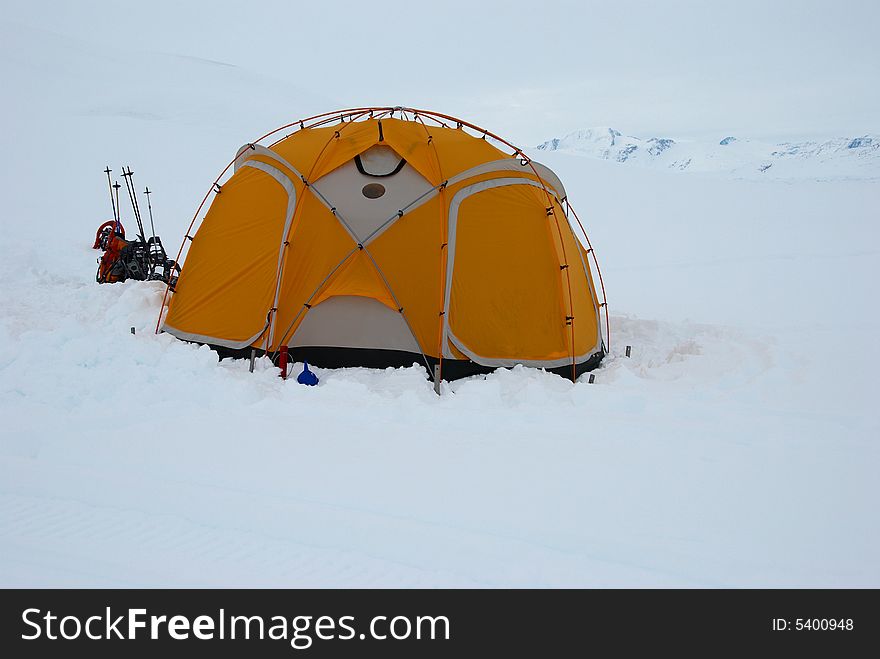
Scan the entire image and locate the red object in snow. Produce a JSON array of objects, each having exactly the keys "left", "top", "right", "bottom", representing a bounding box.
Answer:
[{"left": 279, "top": 345, "right": 289, "bottom": 380}]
